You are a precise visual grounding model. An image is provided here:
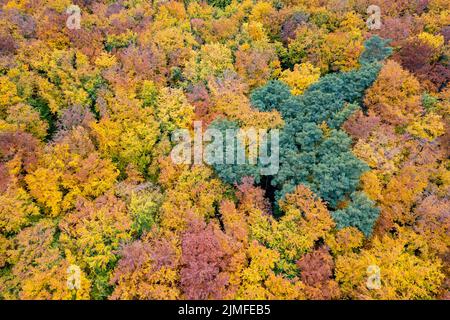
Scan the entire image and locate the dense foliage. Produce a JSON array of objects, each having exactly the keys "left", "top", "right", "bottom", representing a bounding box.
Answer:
[{"left": 0, "top": 0, "right": 448, "bottom": 300}]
